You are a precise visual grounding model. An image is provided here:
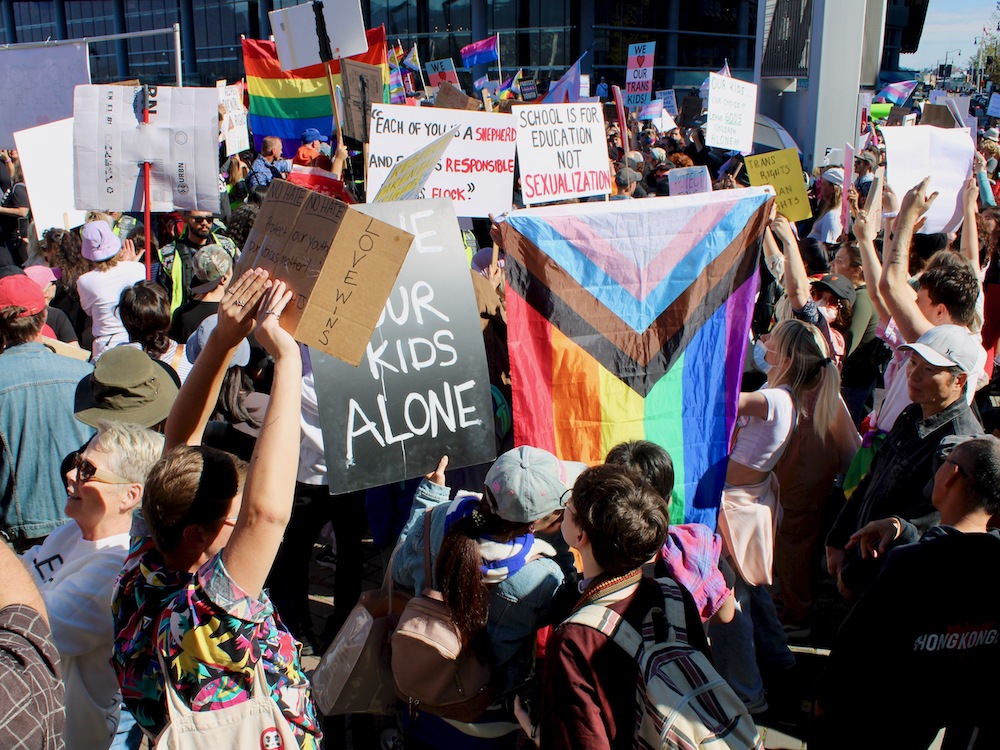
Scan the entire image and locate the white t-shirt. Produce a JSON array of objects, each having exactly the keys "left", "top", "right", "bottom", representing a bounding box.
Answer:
[
  {"left": 808, "top": 210, "right": 843, "bottom": 244},
  {"left": 20, "top": 522, "right": 131, "bottom": 750},
  {"left": 76, "top": 262, "right": 146, "bottom": 360}
]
